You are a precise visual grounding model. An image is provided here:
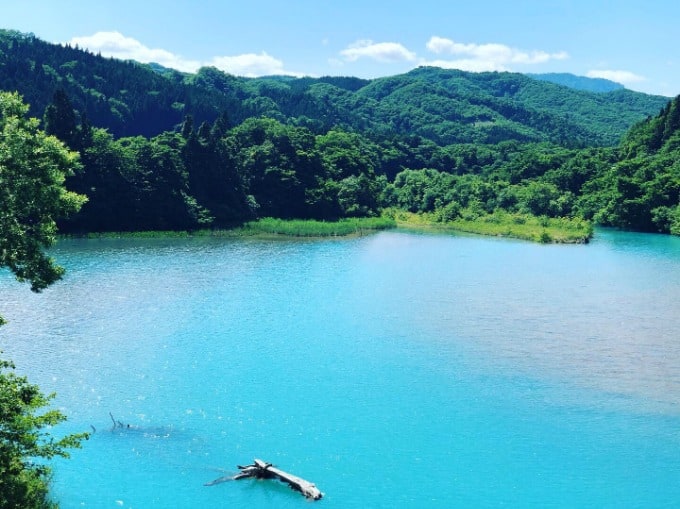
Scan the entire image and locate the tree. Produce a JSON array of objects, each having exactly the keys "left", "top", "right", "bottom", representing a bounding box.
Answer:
[
  {"left": 0, "top": 91, "right": 88, "bottom": 508},
  {"left": 1, "top": 92, "right": 86, "bottom": 290},
  {"left": 228, "top": 118, "right": 323, "bottom": 219},
  {"left": 43, "top": 89, "right": 79, "bottom": 150},
  {"left": 0, "top": 358, "right": 87, "bottom": 509},
  {"left": 59, "top": 127, "right": 137, "bottom": 232},
  {"left": 122, "top": 133, "right": 211, "bottom": 230}
]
